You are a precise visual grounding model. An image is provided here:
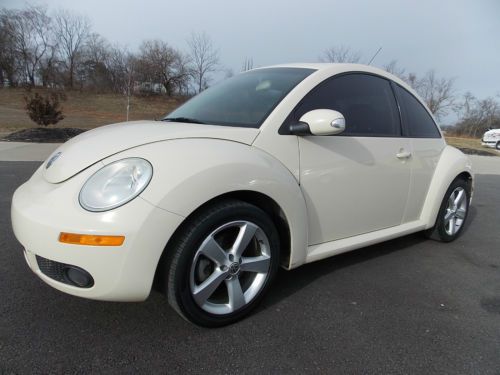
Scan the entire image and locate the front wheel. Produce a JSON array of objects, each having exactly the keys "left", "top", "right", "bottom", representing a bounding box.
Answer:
[
  {"left": 165, "top": 199, "right": 280, "bottom": 327},
  {"left": 496, "top": 142, "right": 500, "bottom": 150},
  {"left": 425, "top": 177, "right": 470, "bottom": 242}
]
